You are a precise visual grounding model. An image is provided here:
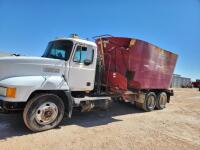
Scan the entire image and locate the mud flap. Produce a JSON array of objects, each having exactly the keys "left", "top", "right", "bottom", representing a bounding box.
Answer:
[{"left": 64, "top": 90, "right": 73, "bottom": 118}]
